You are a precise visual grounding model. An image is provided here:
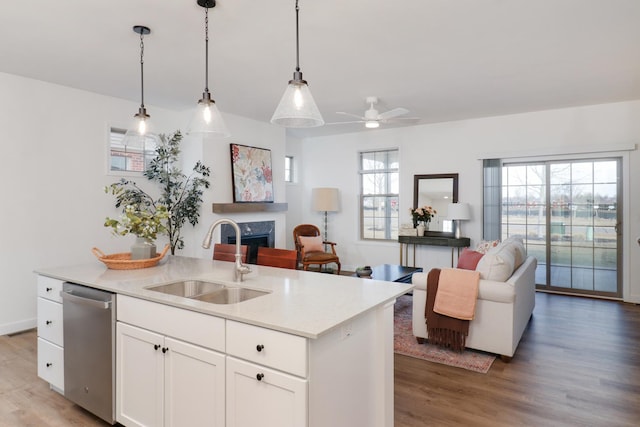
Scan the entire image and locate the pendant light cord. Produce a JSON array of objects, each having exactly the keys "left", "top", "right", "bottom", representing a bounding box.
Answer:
[
  {"left": 205, "top": 6, "right": 210, "bottom": 93},
  {"left": 295, "top": 0, "right": 300, "bottom": 73},
  {"left": 139, "top": 31, "right": 145, "bottom": 108}
]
